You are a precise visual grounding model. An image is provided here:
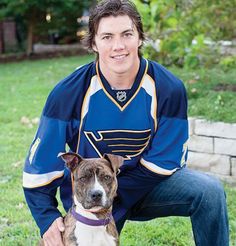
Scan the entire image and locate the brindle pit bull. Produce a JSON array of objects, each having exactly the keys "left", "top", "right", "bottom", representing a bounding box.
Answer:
[{"left": 39, "top": 152, "right": 123, "bottom": 246}]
